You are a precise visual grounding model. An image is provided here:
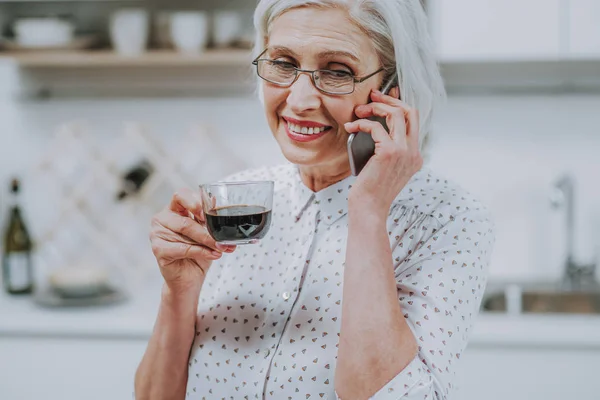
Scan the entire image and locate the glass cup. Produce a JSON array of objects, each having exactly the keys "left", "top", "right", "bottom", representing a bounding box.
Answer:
[{"left": 199, "top": 180, "right": 274, "bottom": 245}]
